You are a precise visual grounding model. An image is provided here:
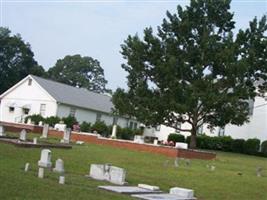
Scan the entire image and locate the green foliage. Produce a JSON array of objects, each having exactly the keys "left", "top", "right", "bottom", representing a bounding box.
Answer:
[
  {"left": 117, "top": 127, "right": 134, "bottom": 140},
  {"left": 244, "top": 138, "right": 260, "bottom": 155},
  {"left": 47, "top": 54, "right": 110, "bottom": 93},
  {"left": 24, "top": 114, "right": 44, "bottom": 125},
  {"left": 44, "top": 116, "right": 61, "bottom": 127},
  {"left": 80, "top": 121, "right": 91, "bottom": 132},
  {"left": 261, "top": 140, "right": 267, "bottom": 156},
  {"left": 112, "top": 1, "right": 267, "bottom": 149},
  {"left": 91, "top": 121, "right": 109, "bottom": 137},
  {"left": 167, "top": 133, "right": 185, "bottom": 143},
  {"left": 0, "top": 27, "right": 45, "bottom": 94},
  {"left": 62, "top": 116, "right": 78, "bottom": 129},
  {"left": 231, "top": 139, "right": 245, "bottom": 153}
]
